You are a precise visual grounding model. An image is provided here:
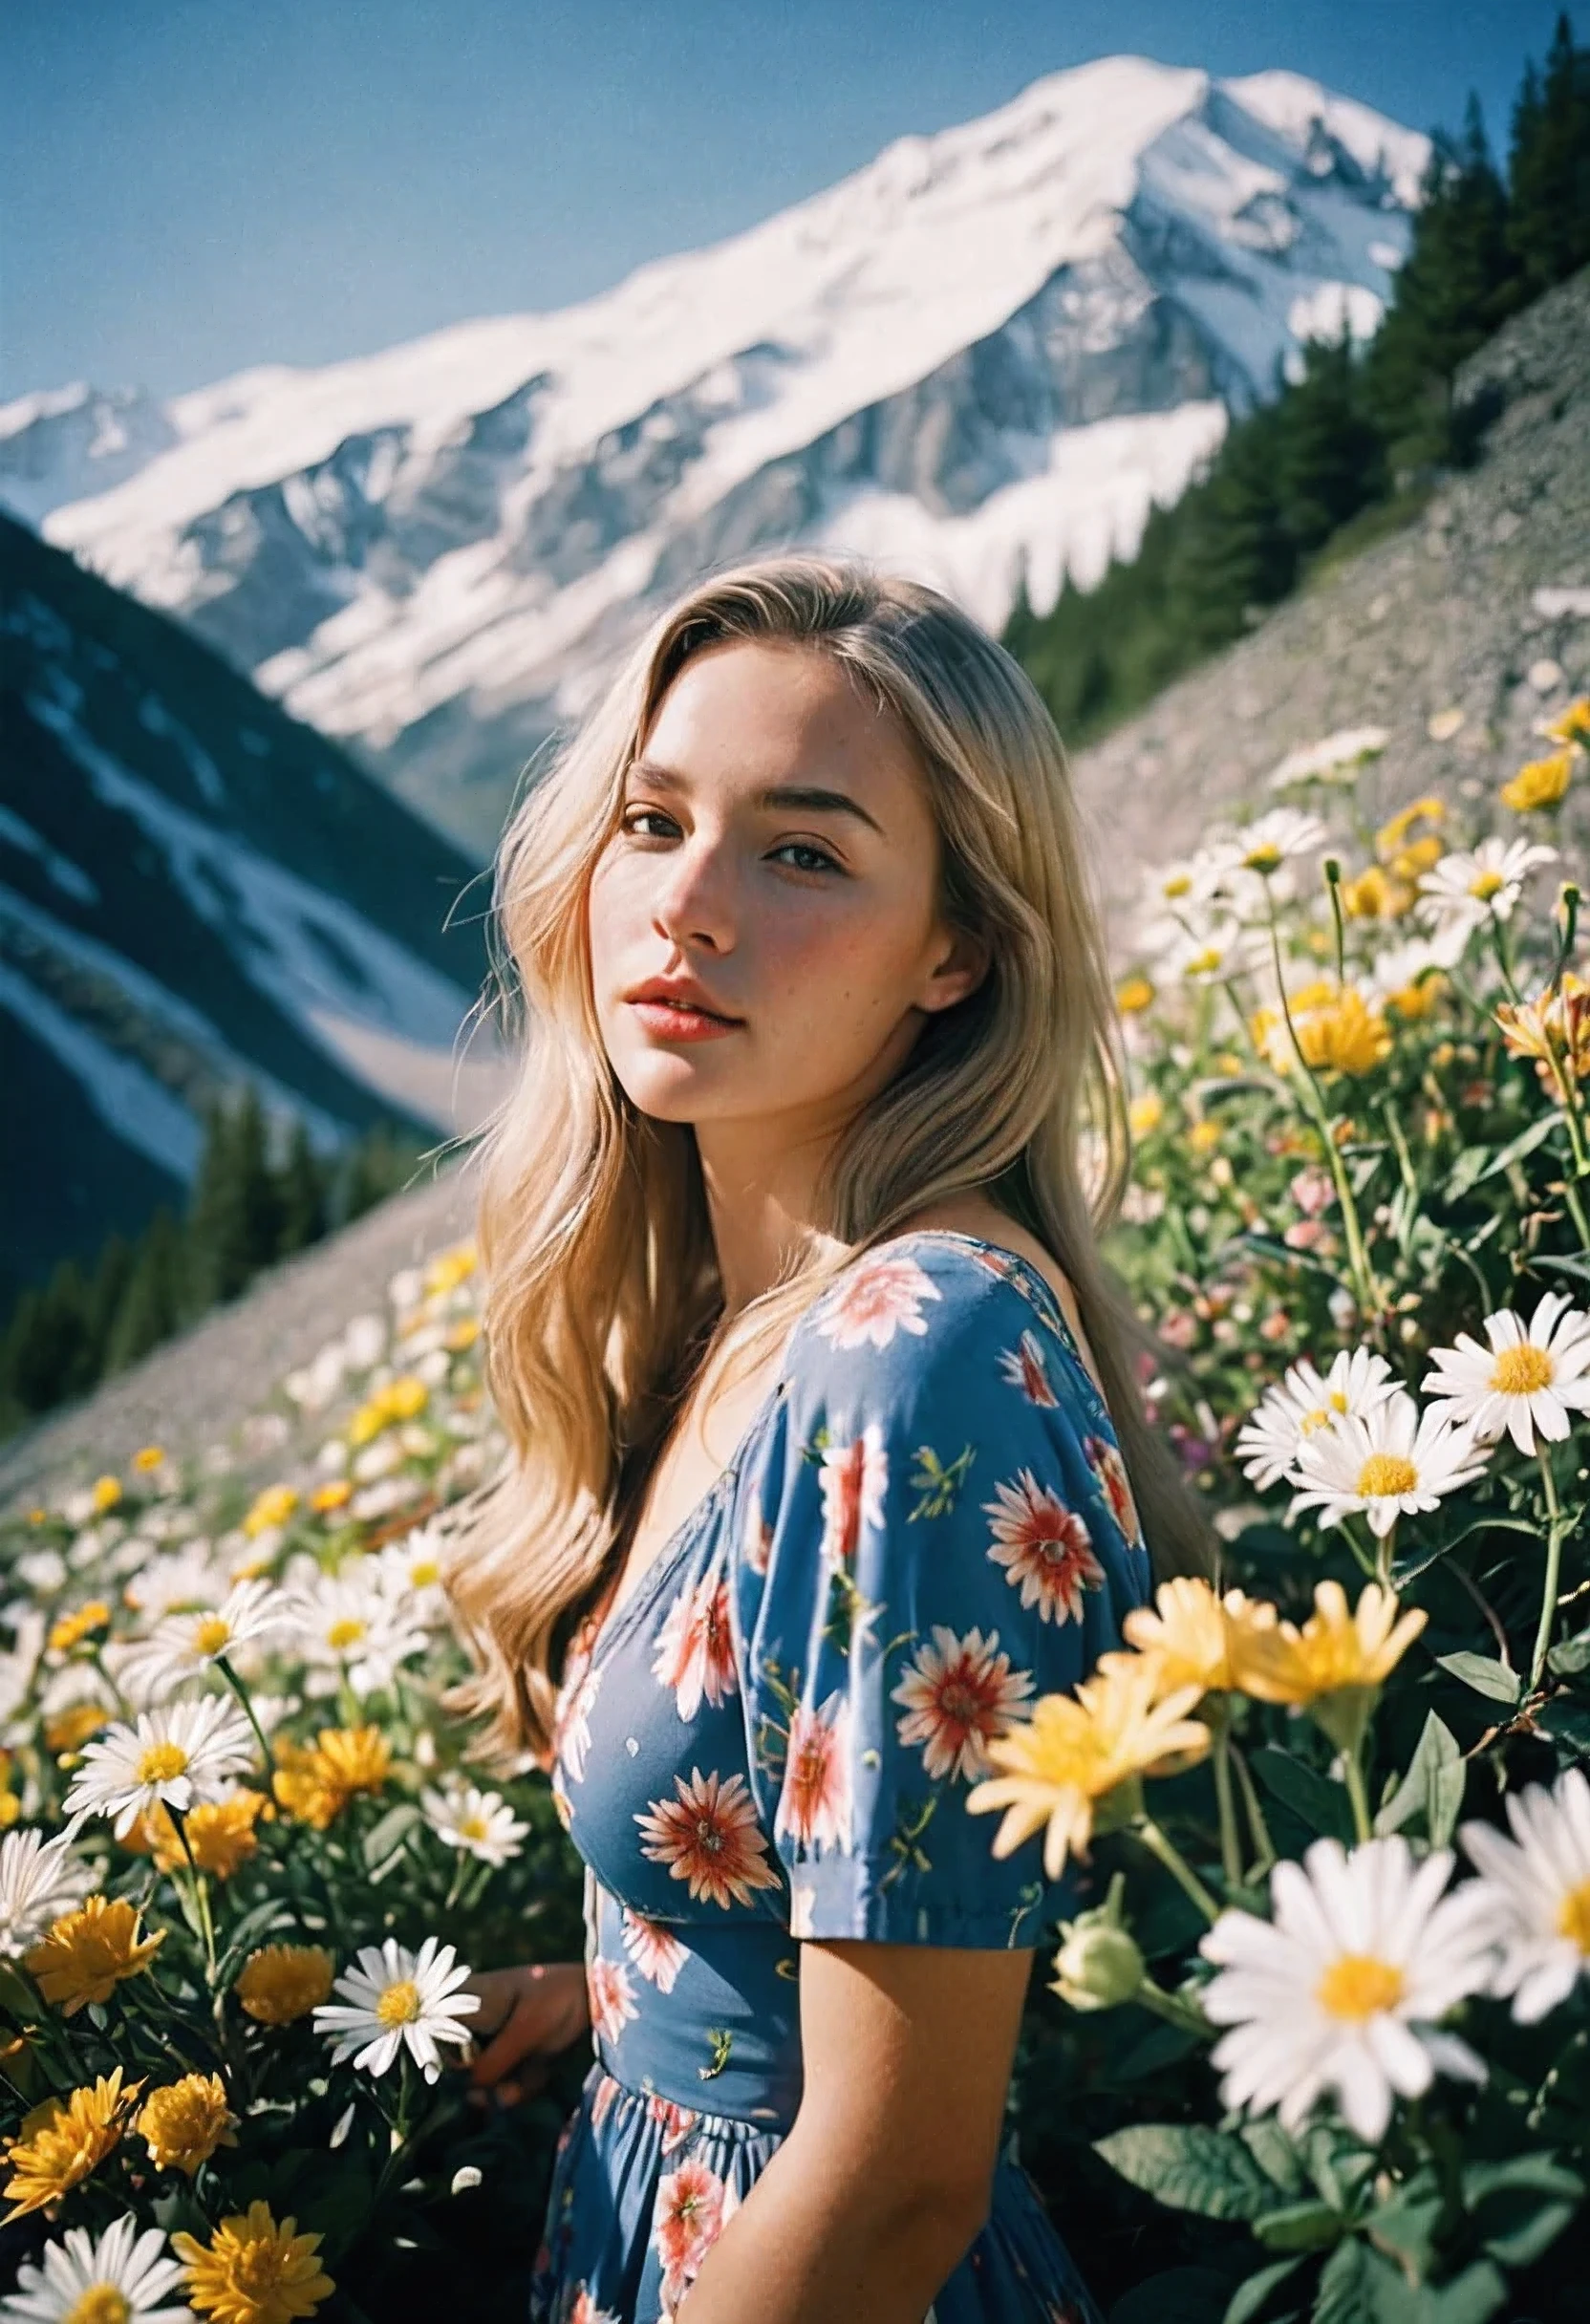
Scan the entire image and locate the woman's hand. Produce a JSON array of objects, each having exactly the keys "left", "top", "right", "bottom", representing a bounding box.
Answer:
[{"left": 459, "top": 1960, "right": 590, "bottom": 2108}]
